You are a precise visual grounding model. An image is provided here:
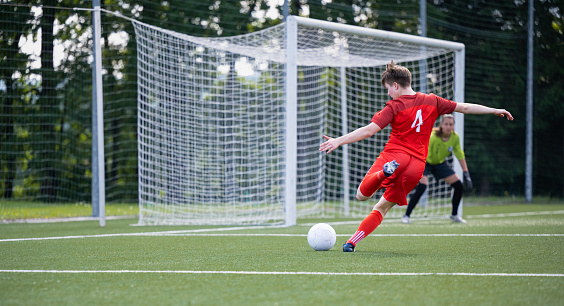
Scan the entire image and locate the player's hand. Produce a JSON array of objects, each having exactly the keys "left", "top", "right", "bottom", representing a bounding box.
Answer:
[
  {"left": 463, "top": 171, "right": 473, "bottom": 191},
  {"left": 319, "top": 135, "right": 340, "bottom": 154},
  {"left": 494, "top": 109, "right": 513, "bottom": 121}
]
